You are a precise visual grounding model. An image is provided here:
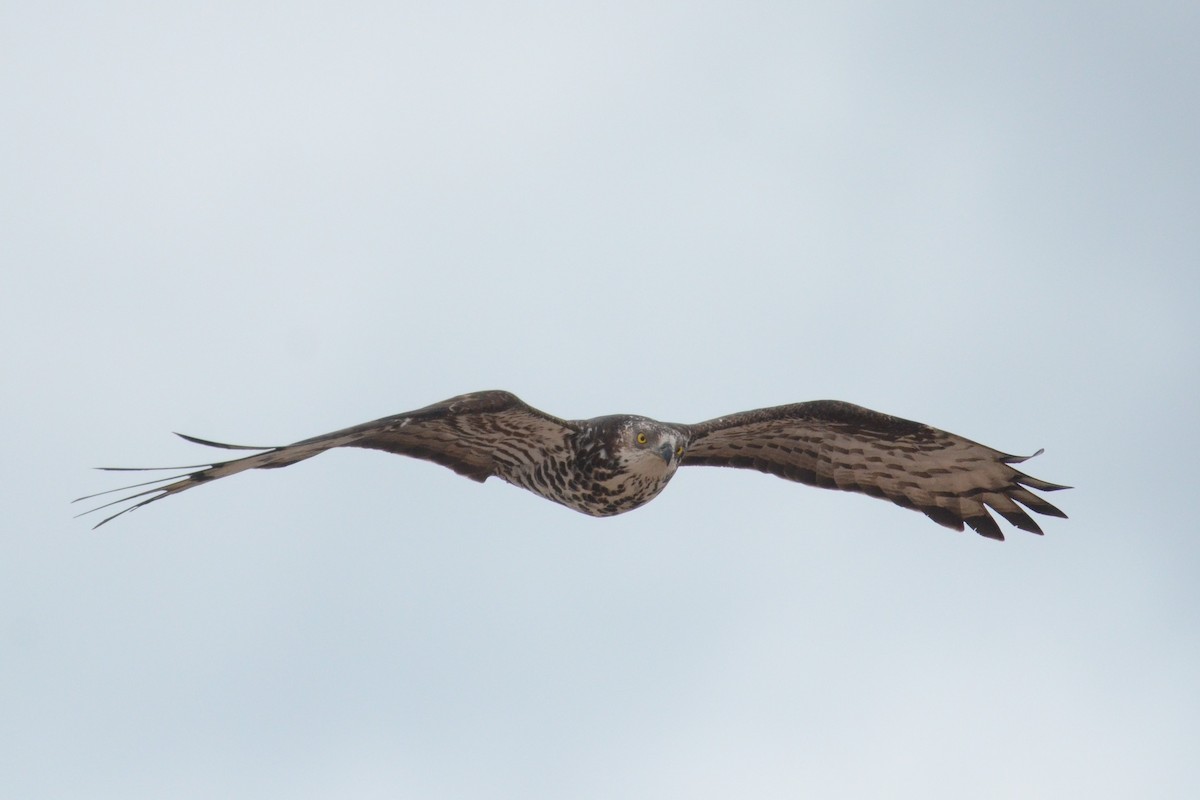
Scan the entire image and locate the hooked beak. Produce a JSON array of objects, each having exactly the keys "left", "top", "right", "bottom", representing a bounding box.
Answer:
[{"left": 658, "top": 443, "right": 675, "bottom": 464}]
